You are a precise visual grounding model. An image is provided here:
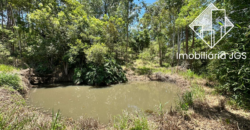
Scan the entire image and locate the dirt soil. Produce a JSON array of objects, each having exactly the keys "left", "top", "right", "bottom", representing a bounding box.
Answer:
[{"left": 126, "top": 69, "right": 190, "bottom": 93}]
